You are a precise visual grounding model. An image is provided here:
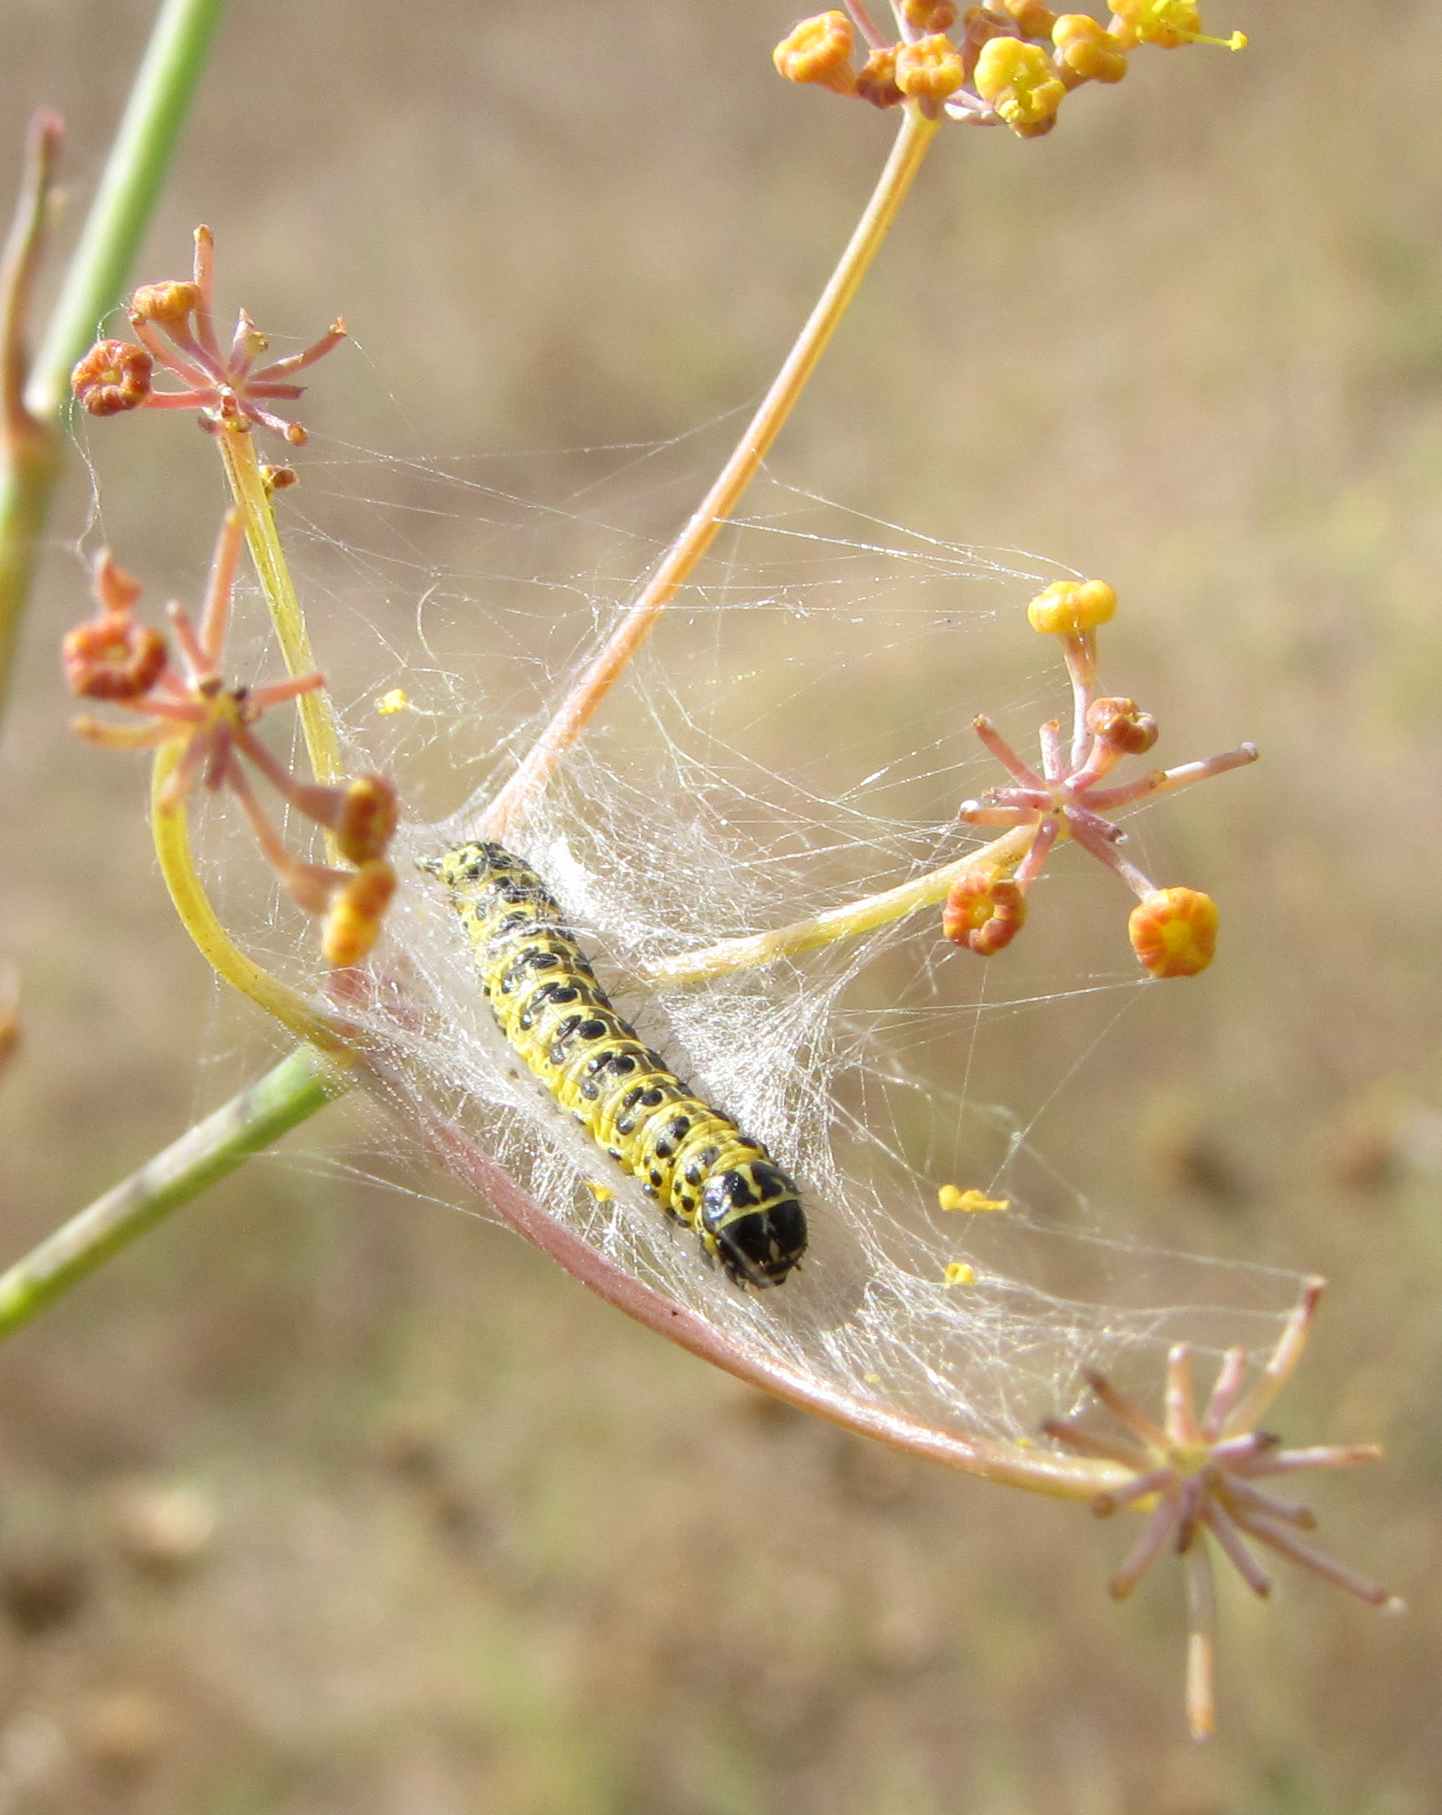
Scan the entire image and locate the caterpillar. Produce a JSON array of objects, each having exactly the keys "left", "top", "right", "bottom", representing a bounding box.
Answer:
[{"left": 421, "top": 841, "right": 808, "bottom": 1288}]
